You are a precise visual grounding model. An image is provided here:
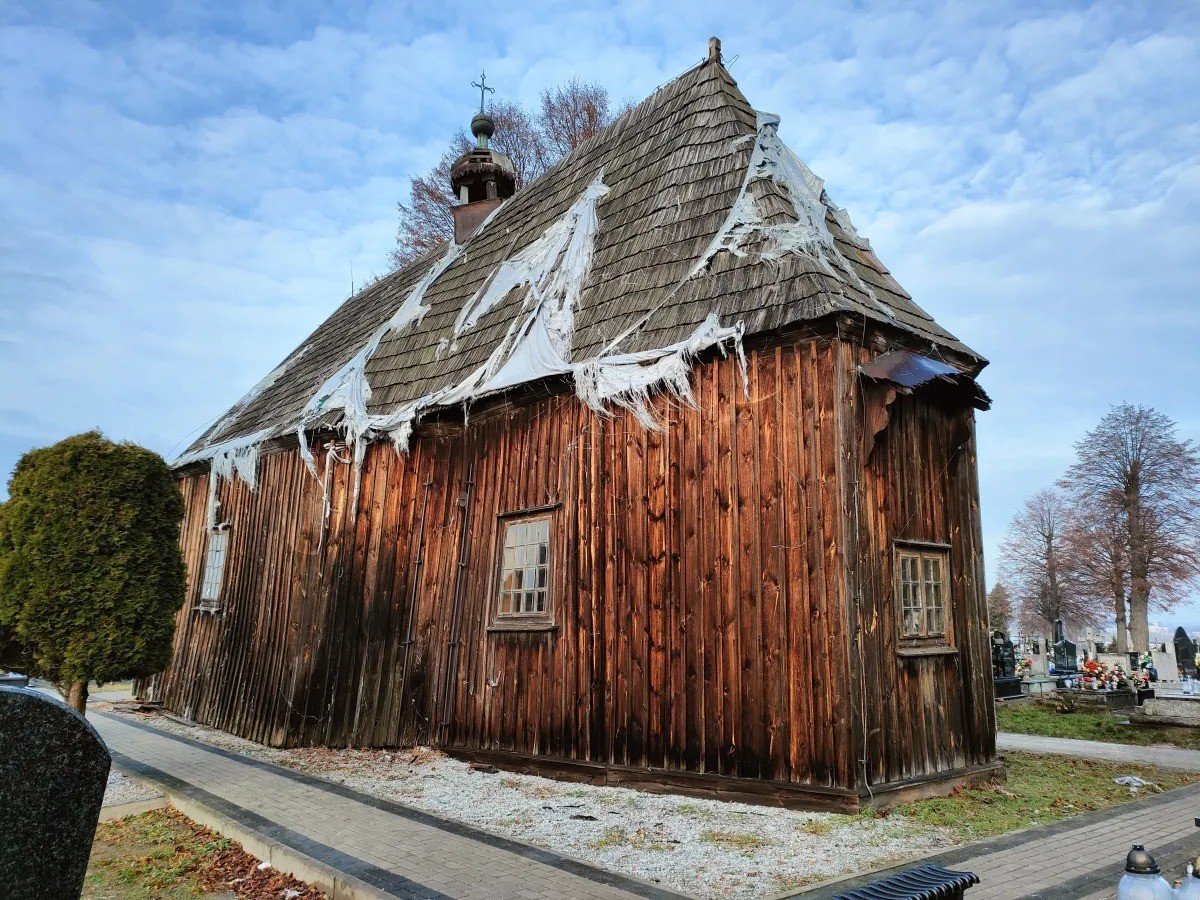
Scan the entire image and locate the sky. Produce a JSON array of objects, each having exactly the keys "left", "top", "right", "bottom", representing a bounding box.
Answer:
[{"left": 2, "top": 1, "right": 1198, "bottom": 626}]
